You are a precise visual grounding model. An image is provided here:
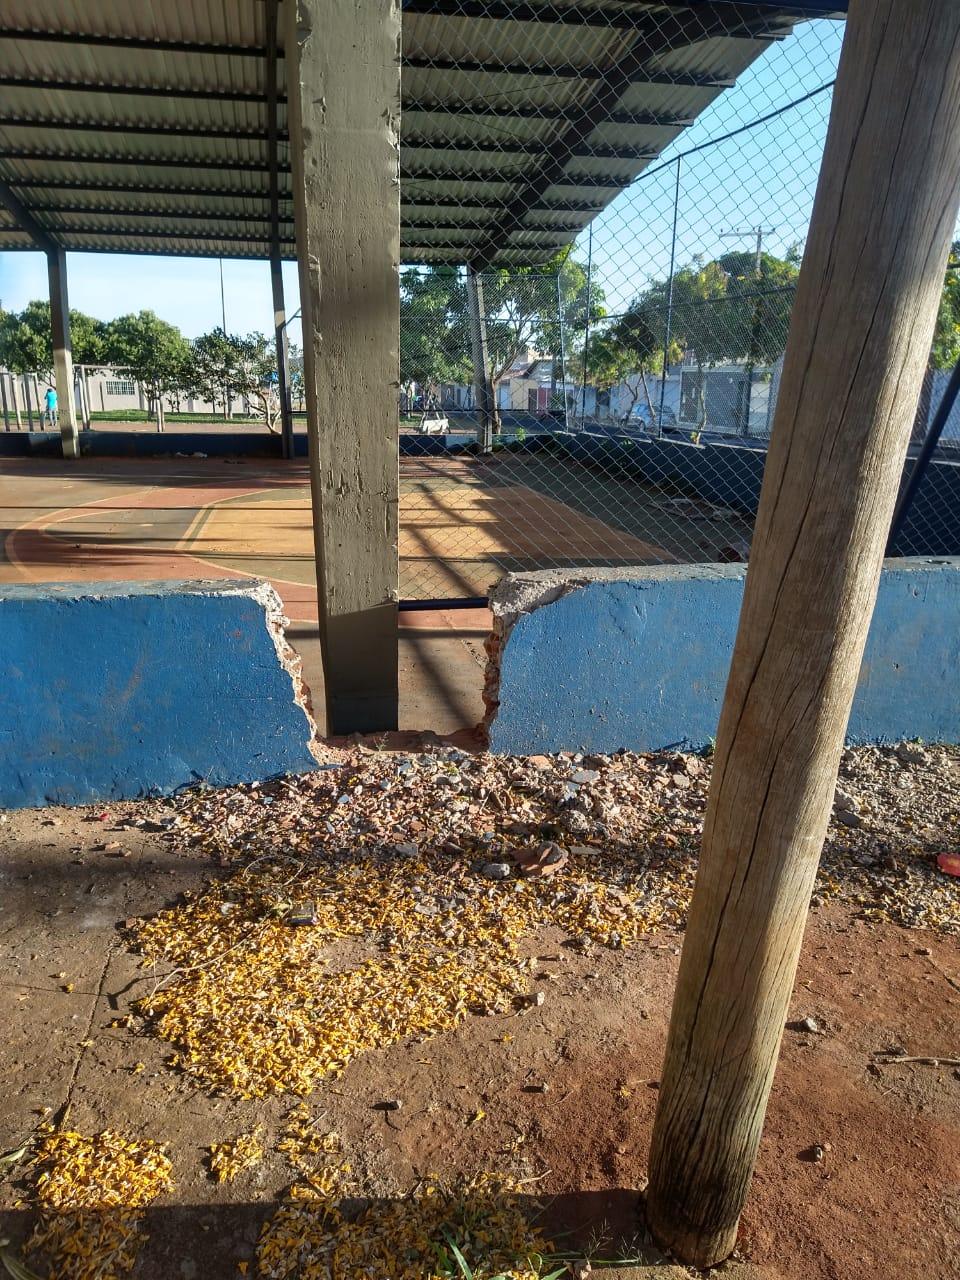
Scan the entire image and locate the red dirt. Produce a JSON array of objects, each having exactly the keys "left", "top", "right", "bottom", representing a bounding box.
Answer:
[{"left": 0, "top": 789, "right": 956, "bottom": 1279}]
